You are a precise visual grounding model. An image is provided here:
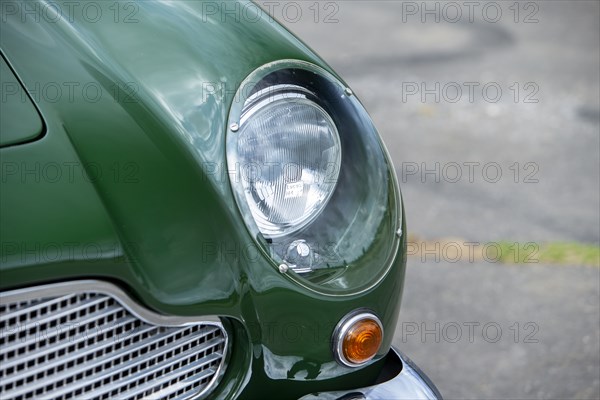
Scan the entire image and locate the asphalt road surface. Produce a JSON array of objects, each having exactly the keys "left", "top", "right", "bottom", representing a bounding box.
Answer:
[
  {"left": 395, "top": 261, "right": 599, "bottom": 399},
  {"left": 265, "top": 1, "right": 600, "bottom": 399}
]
